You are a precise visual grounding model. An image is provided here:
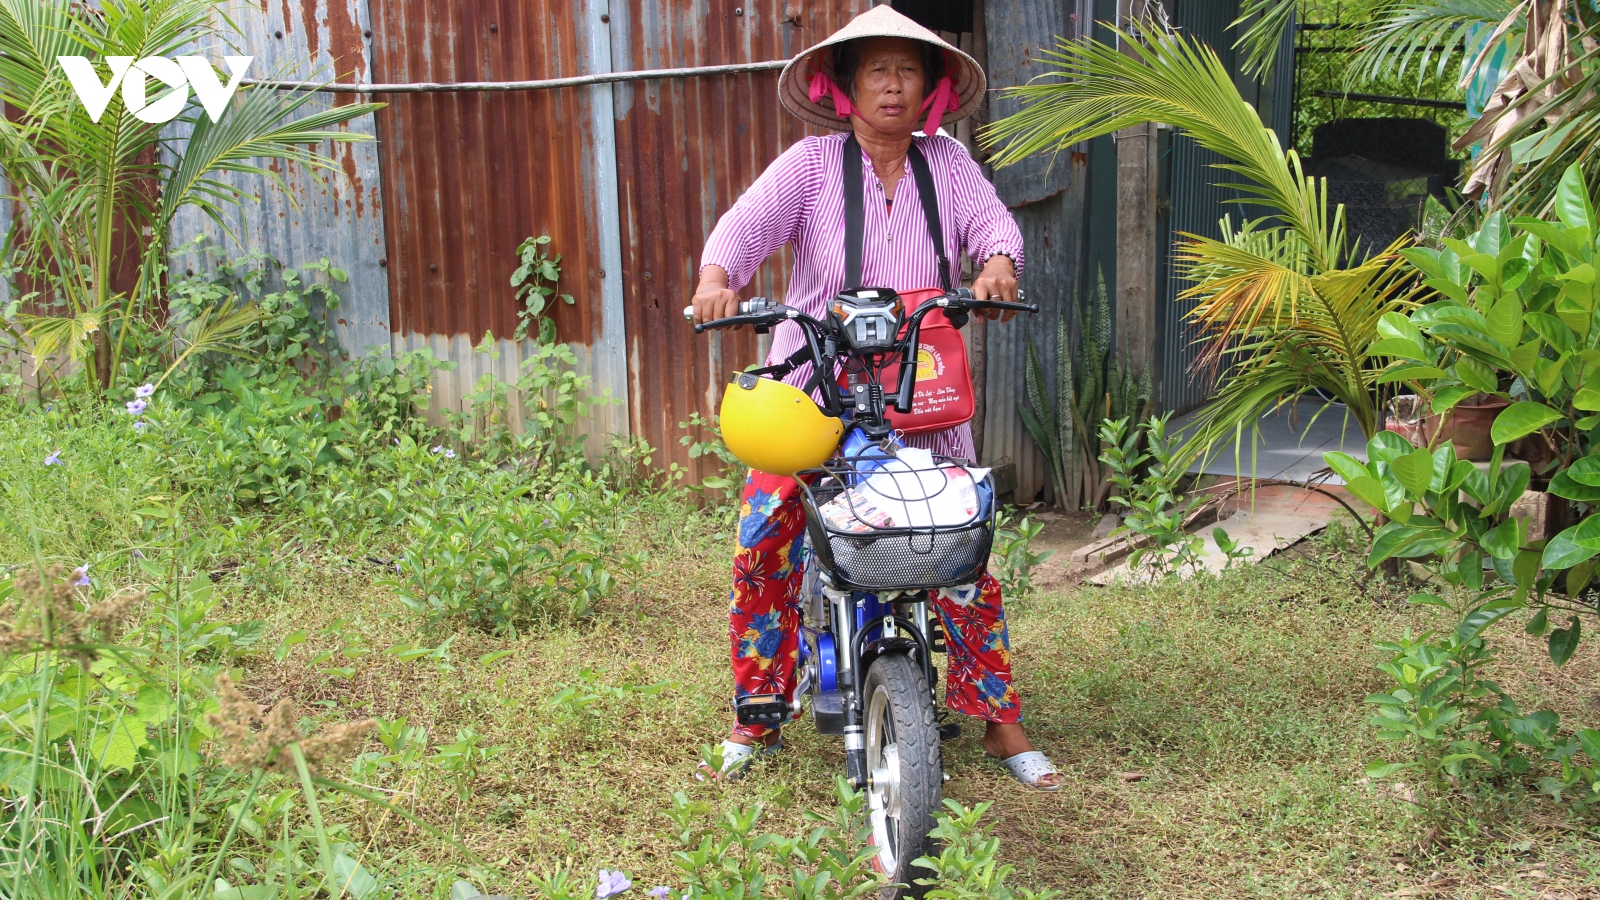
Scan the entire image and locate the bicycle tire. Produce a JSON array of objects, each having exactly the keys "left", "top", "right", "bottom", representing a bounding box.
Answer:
[{"left": 862, "top": 653, "right": 943, "bottom": 899}]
